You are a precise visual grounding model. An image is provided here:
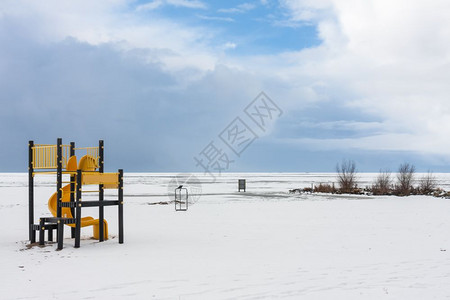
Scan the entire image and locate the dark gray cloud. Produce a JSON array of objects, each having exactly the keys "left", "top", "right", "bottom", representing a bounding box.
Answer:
[{"left": 0, "top": 18, "right": 262, "bottom": 172}]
